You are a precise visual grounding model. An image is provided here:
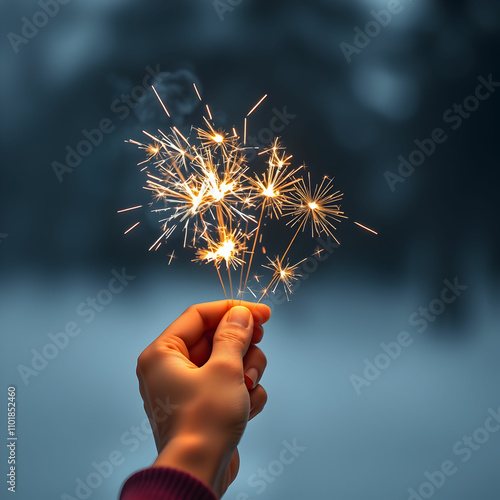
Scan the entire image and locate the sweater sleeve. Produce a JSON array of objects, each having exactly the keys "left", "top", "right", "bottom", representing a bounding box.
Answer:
[{"left": 119, "top": 466, "right": 218, "bottom": 500}]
